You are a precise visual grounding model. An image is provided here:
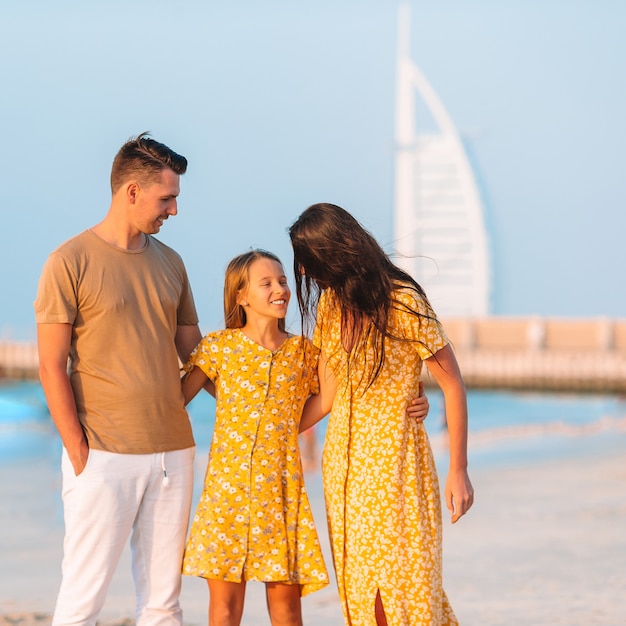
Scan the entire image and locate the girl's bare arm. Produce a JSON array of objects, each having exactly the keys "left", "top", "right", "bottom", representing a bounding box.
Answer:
[{"left": 181, "top": 365, "right": 210, "bottom": 406}]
